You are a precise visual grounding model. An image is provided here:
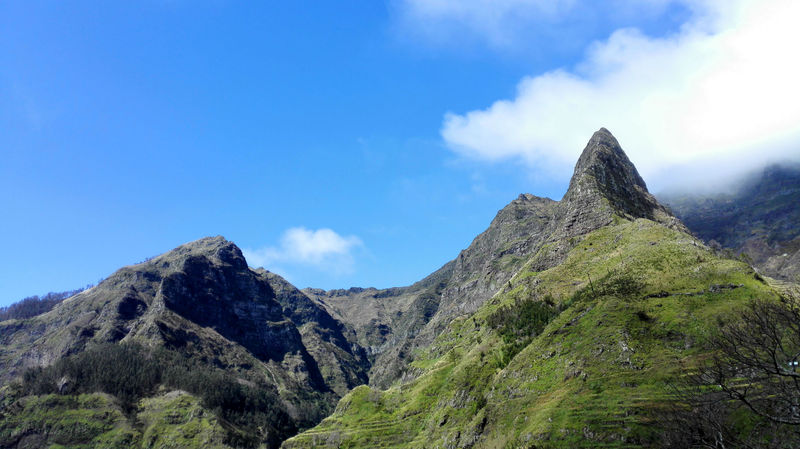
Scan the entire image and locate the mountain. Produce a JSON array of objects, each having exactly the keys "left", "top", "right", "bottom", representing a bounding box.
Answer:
[
  {"left": 661, "top": 163, "right": 800, "bottom": 282},
  {"left": 1, "top": 129, "right": 796, "bottom": 448},
  {"left": 0, "top": 237, "right": 368, "bottom": 448},
  {"left": 281, "top": 130, "right": 789, "bottom": 448},
  {"left": 304, "top": 128, "right": 684, "bottom": 389}
]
